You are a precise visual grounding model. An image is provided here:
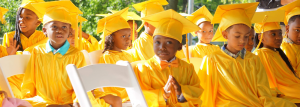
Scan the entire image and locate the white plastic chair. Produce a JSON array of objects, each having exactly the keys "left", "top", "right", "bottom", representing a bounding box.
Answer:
[
  {"left": 0, "top": 55, "right": 31, "bottom": 98},
  {"left": 81, "top": 50, "right": 91, "bottom": 65},
  {"left": 88, "top": 50, "right": 103, "bottom": 64},
  {"left": 66, "top": 61, "right": 148, "bottom": 107},
  {"left": 183, "top": 57, "right": 203, "bottom": 73}
]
